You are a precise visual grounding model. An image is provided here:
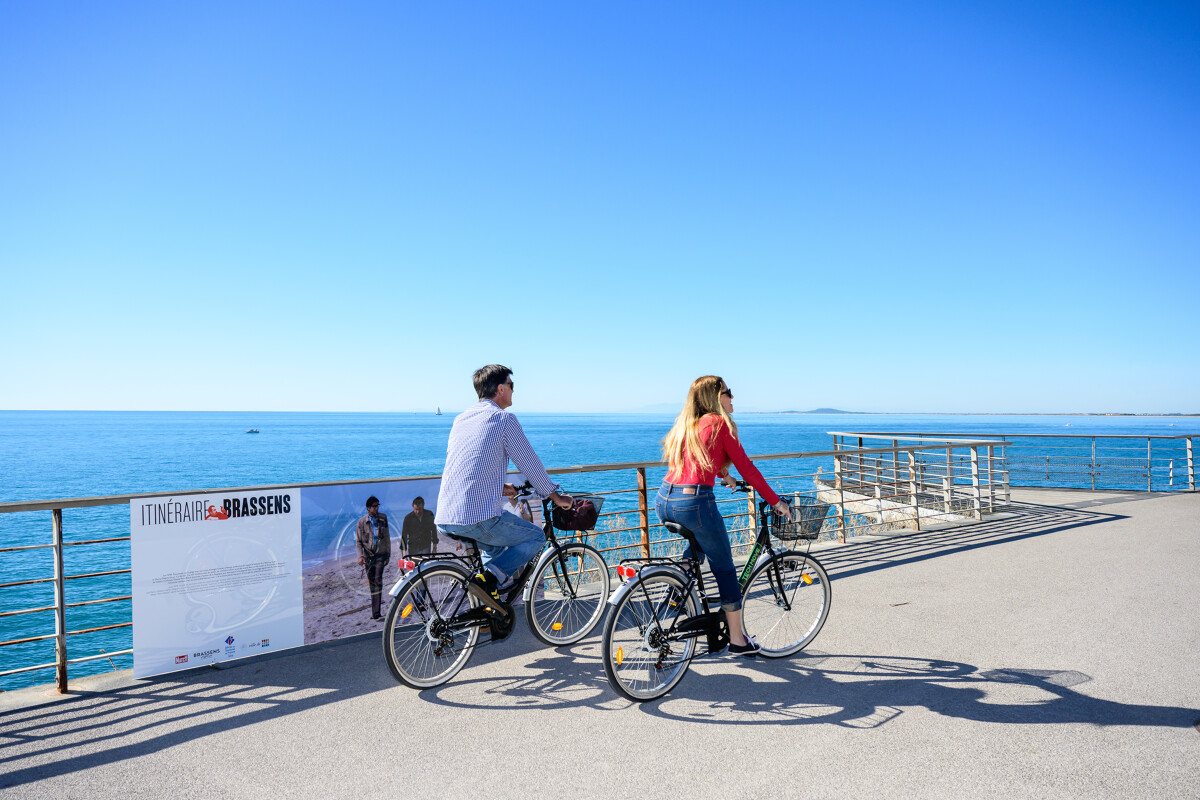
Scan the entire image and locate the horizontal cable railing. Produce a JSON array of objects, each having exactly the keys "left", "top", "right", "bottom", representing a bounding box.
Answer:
[
  {"left": 0, "top": 437, "right": 1009, "bottom": 694},
  {"left": 831, "top": 431, "right": 1197, "bottom": 493}
]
